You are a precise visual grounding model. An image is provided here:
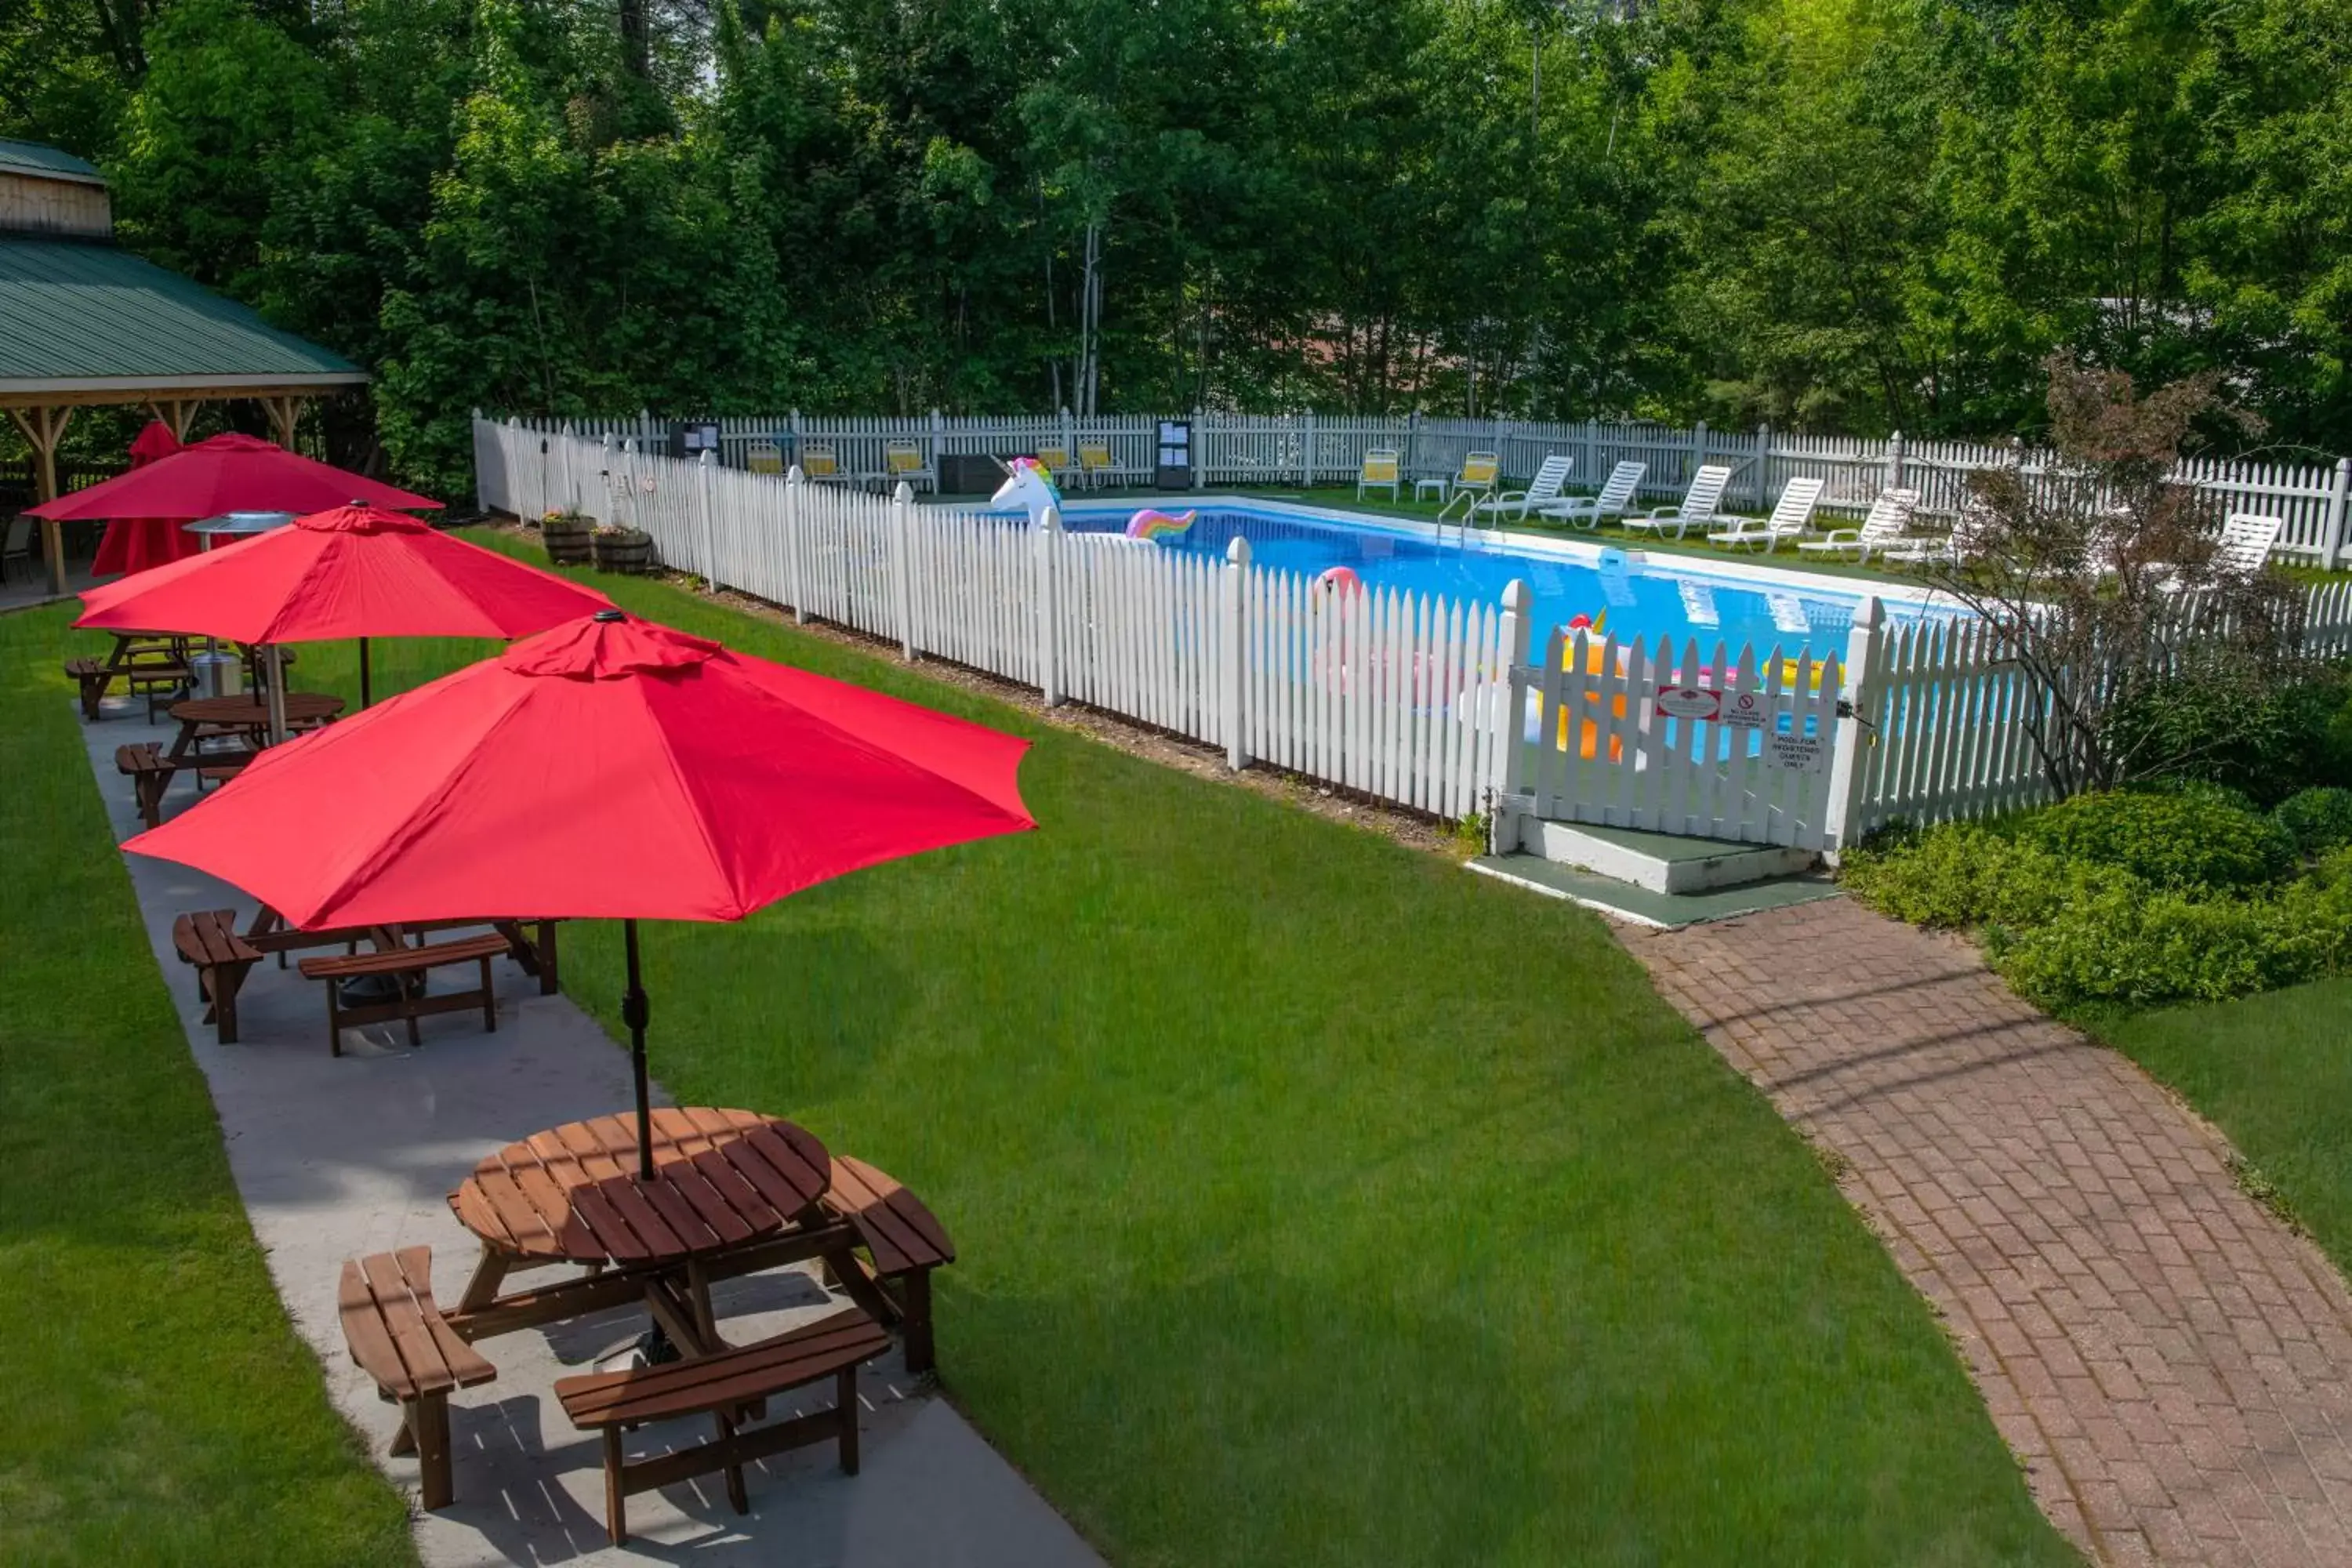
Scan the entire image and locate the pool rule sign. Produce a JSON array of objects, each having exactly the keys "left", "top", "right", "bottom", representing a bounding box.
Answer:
[{"left": 1652, "top": 684, "right": 1824, "bottom": 771}]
